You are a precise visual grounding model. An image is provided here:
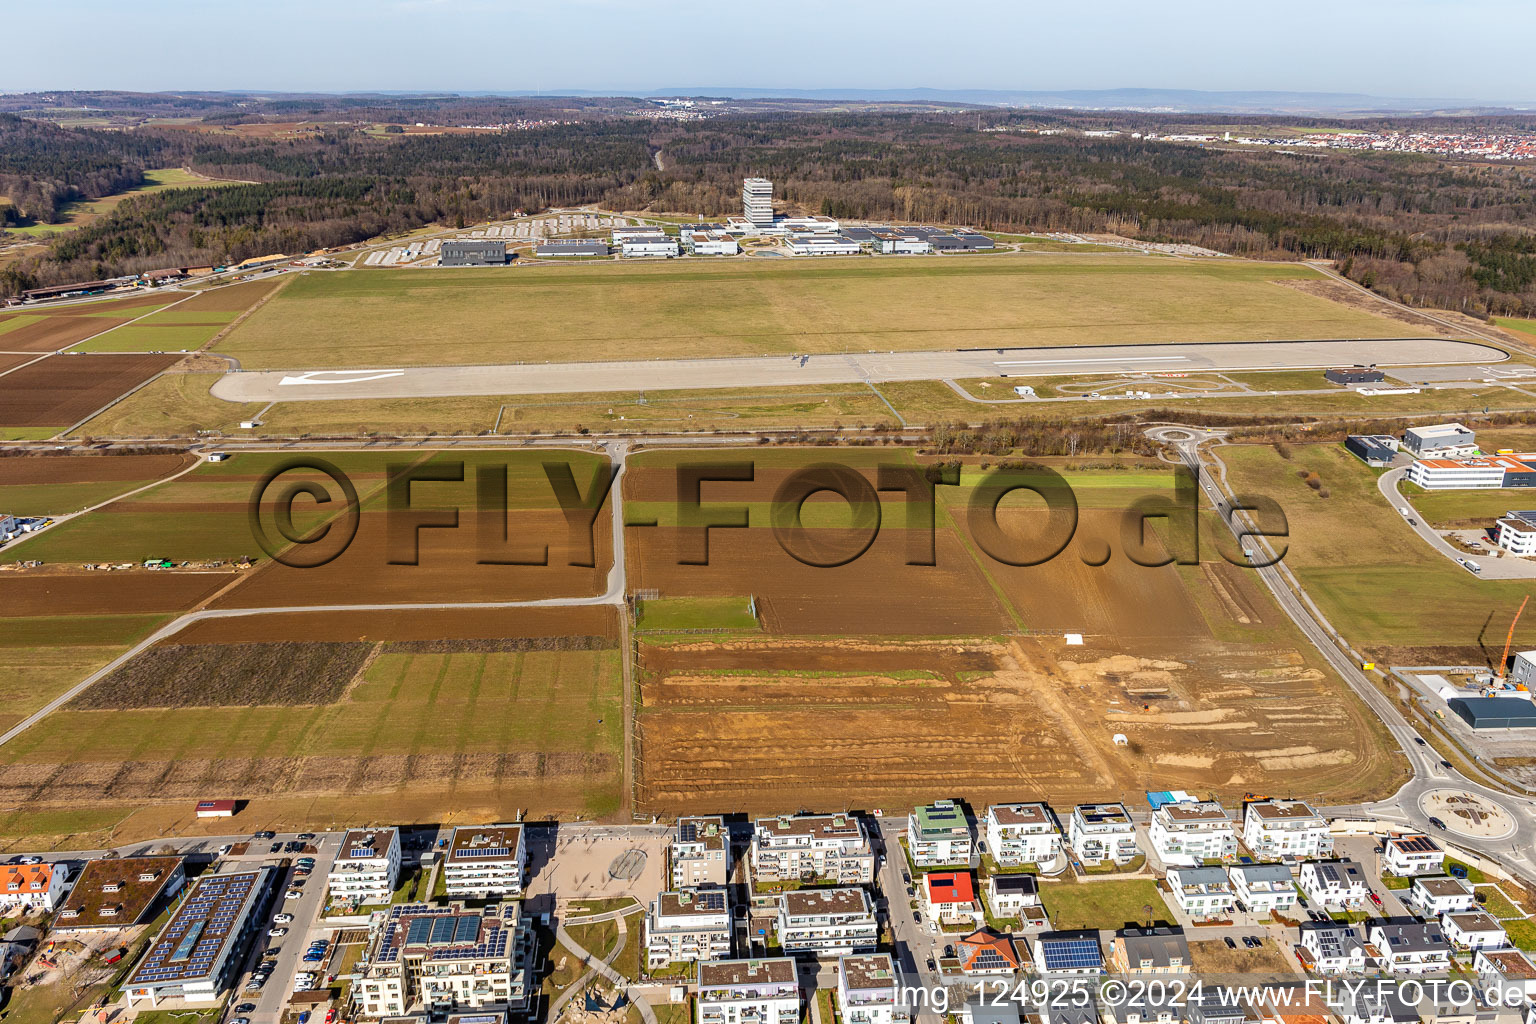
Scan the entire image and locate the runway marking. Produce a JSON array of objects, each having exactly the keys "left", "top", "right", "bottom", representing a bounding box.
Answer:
[
  {"left": 993, "top": 356, "right": 1191, "bottom": 366},
  {"left": 279, "top": 369, "right": 406, "bottom": 386}
]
